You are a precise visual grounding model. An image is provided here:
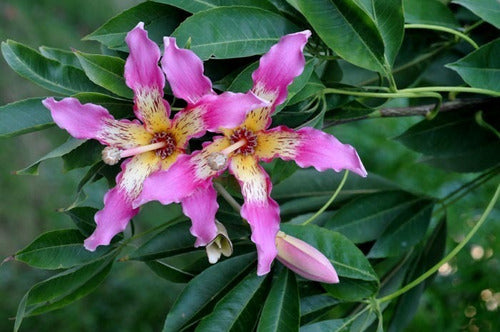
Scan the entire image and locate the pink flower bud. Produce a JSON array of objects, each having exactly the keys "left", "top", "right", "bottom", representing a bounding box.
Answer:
[{"left": 275, "top": 231, "right": 339, "bottom": 283}]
